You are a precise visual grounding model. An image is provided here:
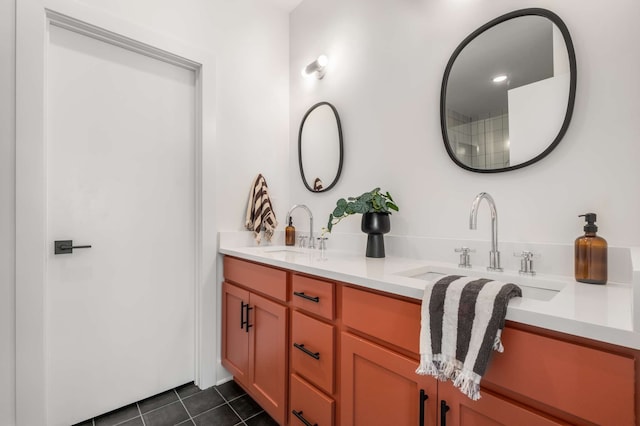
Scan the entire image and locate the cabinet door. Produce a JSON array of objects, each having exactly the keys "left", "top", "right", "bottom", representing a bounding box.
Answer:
[
  {"left": 249, "top": 292, "right": 288, "bottom": 425},
  {"left": 437, "top": 382, "right": 569, "bottom": 426},
  {"left": 341, "top": 332, "right": 437, "bottom": 426},
  {"left": 221, "top": 281, "right": 250, "bottom": 386}
]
